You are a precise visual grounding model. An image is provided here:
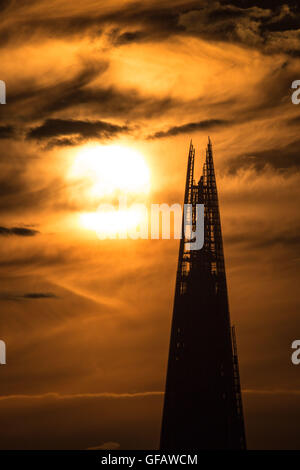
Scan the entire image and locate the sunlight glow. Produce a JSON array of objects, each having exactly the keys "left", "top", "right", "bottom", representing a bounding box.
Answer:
[
  {"left": 69, "top": 144, "right": 150, "bottom": 237},
  {"left": 69, "top": 144, "right": 150, "bottom": 197},
  {"left": 79, "top": 206, "right": 147, "bottom": 239}
]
